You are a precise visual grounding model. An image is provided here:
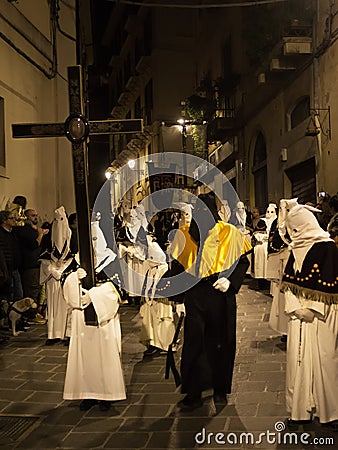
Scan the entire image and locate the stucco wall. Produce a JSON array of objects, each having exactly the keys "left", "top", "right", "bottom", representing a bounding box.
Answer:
[{"left": 0, "top": 0, "right": 76, "bottom": 221}]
